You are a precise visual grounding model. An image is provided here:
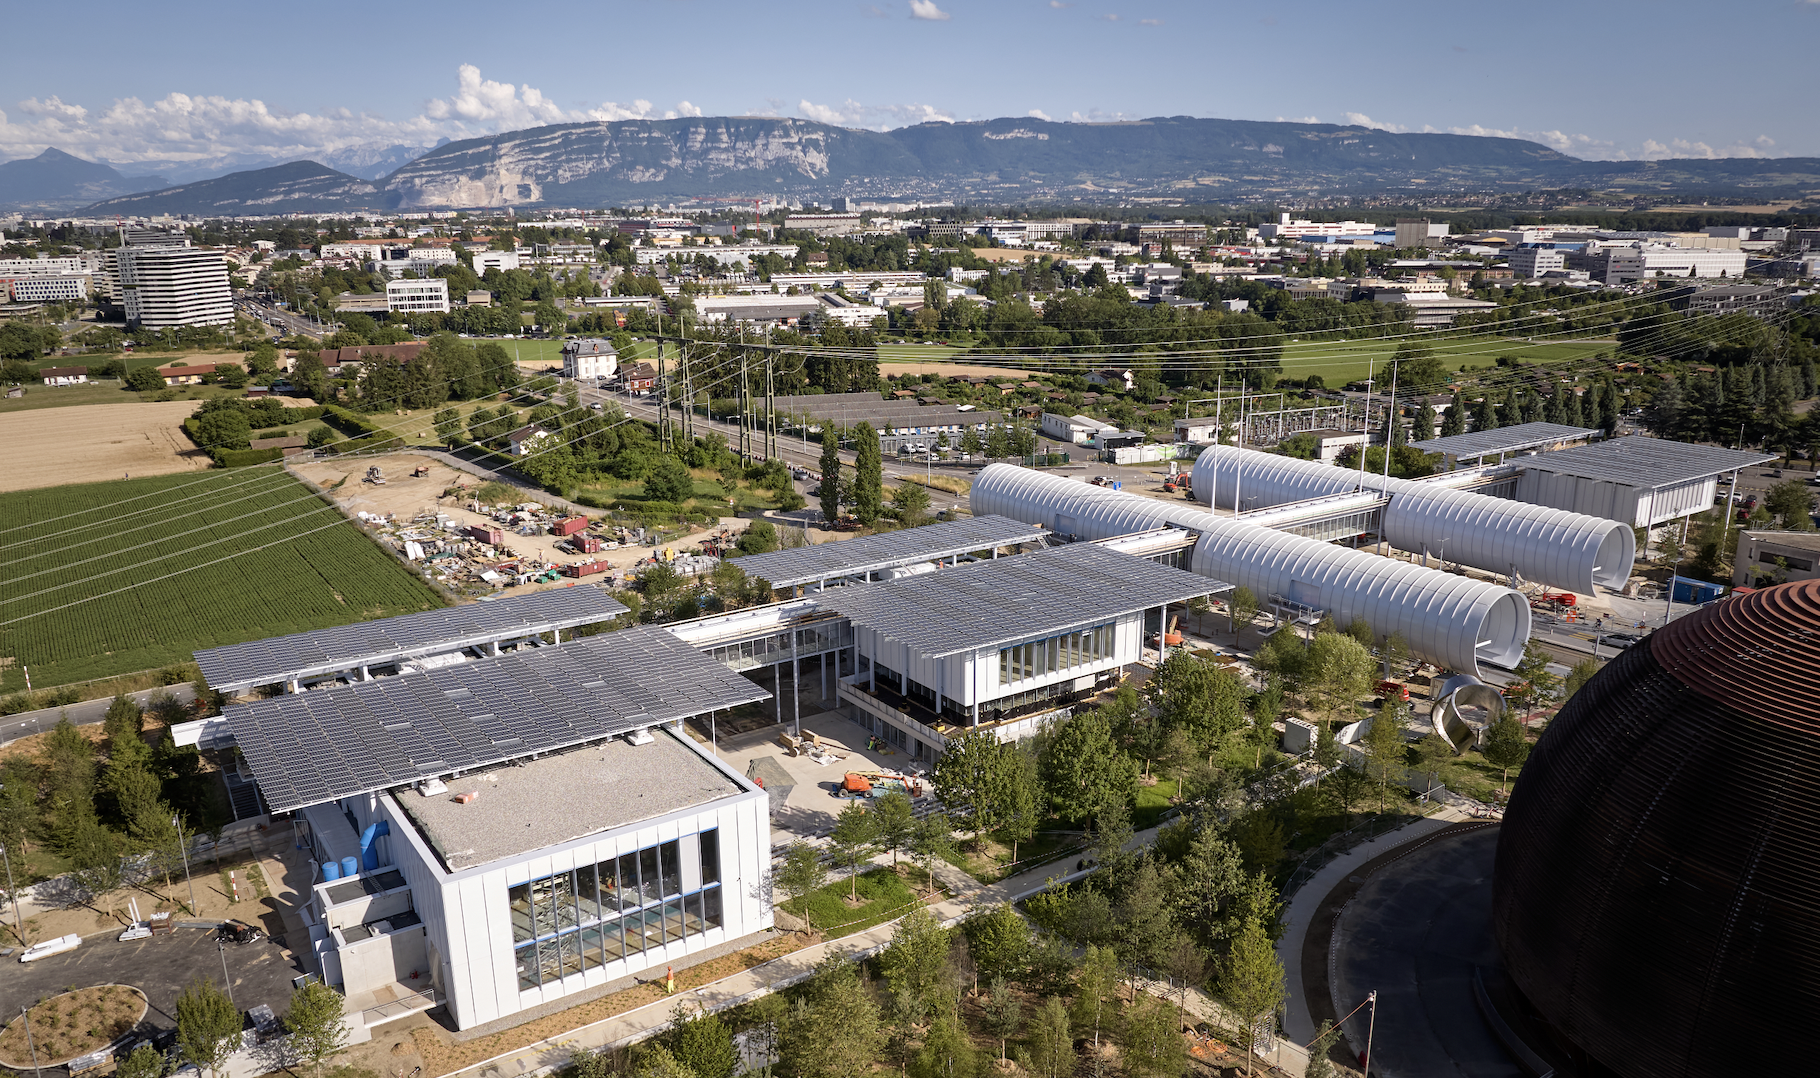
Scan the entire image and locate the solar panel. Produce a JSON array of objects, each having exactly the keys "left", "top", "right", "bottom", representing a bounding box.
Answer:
[
  {"left": 730, "top": 515, "right": 1048, "bottom": 587},
  {"left": 1513, "top": 436, "right": 1775, "bottom": 487},
  {"left": 227, "top": 624, "right": 768, "bottom": 814},
  {"left": 194, "top": 587, "right": 628, "bottom": 692},
  {"left": 1408, "top": 422, "right": 1603, "bottom": 458},
  {"left": 812, "top": 542, "right": 1225, "bottom": 657}
]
